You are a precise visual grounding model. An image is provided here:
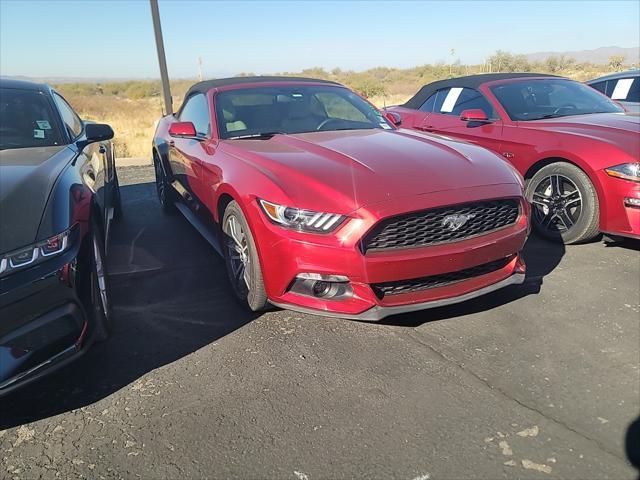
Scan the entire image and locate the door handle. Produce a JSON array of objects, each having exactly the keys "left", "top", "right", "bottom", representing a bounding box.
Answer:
[{"left": 419, "top": 125, "right": 436, "bottom": 131}]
